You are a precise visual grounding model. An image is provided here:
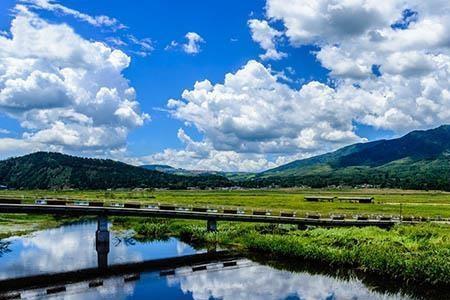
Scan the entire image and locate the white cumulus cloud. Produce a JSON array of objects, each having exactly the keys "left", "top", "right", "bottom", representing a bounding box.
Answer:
[
  {"left": 248, "top": 19, "right": 286, "bottom": 60},
  {"left": 168, "top": 60, "right": 363, "bottom": 155},
  {"left": 266, "top": 0, "right": 400, "bottom": 45},
  {"left": 137, "top": 0, "right": 450, "bottom": 172},
  {"left": 263, "top": 0, "right": 450, "bottom": 133},
  {"left": 144, "top": 60, "right": 367, "bottom": 171},
  {"left": 183, "top": 32, "right": 205, "bottom": 55},
  {"left": 141, "top": 128, "right": 276, "bottom": 172},
  {"left": 0, "top": 6, "right": 148, "bottom": 158}
]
